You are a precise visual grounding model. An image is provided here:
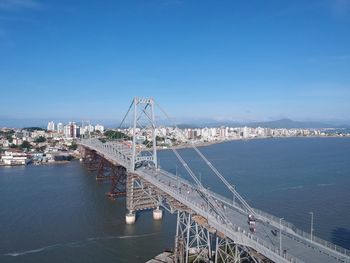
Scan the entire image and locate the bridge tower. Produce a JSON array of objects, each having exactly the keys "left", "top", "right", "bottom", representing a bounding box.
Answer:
[
  {"left": 126, "top": 97, "right": 161, "bottom": 224},
  {"left": 78, "top": 97, "right": 350, "bottom": 263},
  {"left": 130, "top": 97, "right": 158, "bottom": 171}
]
